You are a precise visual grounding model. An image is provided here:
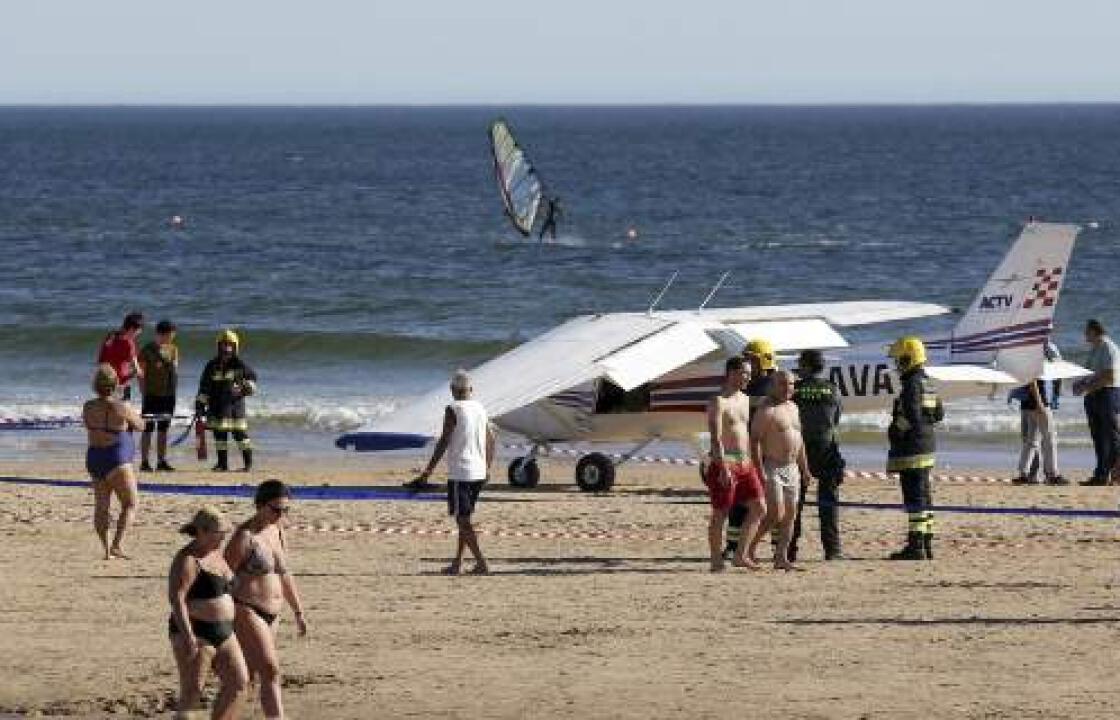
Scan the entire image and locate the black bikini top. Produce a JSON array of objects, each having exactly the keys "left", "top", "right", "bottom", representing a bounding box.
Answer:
[{"left": 186, "top": 559, "right": 232, "bottom": 601}]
